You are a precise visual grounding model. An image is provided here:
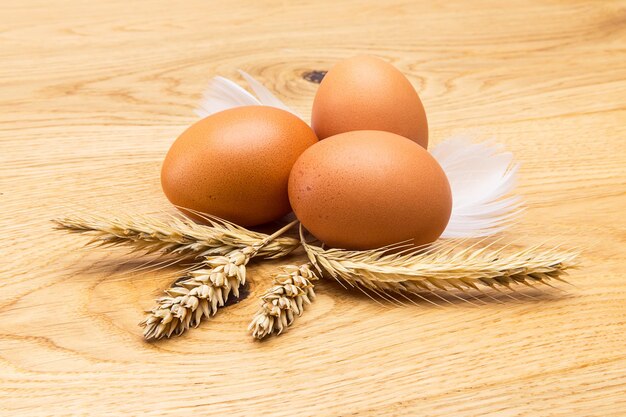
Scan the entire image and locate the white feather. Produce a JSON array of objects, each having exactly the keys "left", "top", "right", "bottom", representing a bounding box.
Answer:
[
  {"left": 194, "top": 76, "right": 260, "bottom": 118},
  {"left": 194, "top": 72, "right": 296, "bottom": 119},
  {"left": 431, "top": 136, "right": 522, "bottom": 238},
  {"left": 238, "top": 70, "right": 299, "bottom": 116}
]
